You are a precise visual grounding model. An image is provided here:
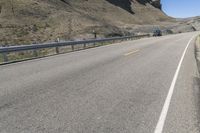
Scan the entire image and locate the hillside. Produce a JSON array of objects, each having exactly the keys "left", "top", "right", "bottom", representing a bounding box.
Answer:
[{"left": 0, "top": 0, "right": 184, "bottom": 45}]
